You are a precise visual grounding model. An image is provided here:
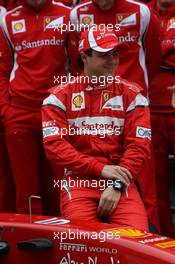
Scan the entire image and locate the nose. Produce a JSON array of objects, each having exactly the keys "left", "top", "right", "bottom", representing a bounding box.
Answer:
[{"left": 100, "top": 0, "right": 109, "bottom": 7}]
